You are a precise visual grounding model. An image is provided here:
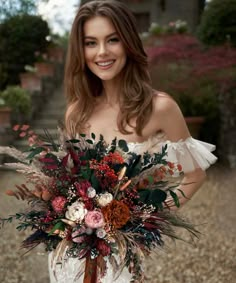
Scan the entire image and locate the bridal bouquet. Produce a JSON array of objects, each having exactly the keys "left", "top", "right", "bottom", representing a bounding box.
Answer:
[{"left": 0, "top": 125, "right": 198, "bottom": 283}]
